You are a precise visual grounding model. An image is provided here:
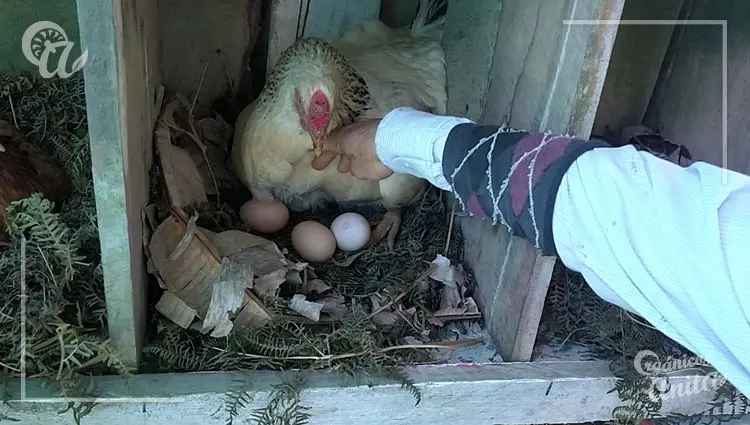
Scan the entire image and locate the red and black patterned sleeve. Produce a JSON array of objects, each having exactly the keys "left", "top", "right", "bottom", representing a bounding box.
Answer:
[{"left": 441, "top": 123, "right": 610, "bottom": 256}]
